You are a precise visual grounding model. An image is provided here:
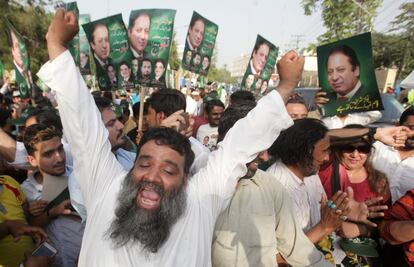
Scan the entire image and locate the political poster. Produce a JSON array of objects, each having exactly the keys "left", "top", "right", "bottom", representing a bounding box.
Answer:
[
  {"left": 181, "top": 11, "right": 218, "bottom": 77},
  {"left": 63, "top": 2, "right": 80, "bottom": 67},
  {"left": 5, "top": 18, "right": 32, "bottom": 98},
  {"left": 241, "top": 35, "right": 278, "bottom": 97},
  {"left": 83, "top": 14, "right": 133, "bottom": 91},
  {"left": 317, "top": 32, "right": 383, "bottom": 116},
  {"left": 128, "top": 9, "right": 176, "bottom": 88},
  {"left": 79, "top": 14, "right": 92, "bottom": 75}
]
